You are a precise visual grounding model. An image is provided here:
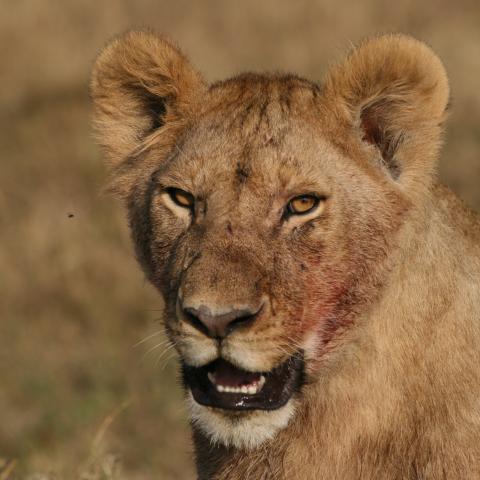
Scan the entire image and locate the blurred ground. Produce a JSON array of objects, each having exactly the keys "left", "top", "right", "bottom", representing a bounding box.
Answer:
[{"left": 1, "top": 0, "right": 479, "bottom": 478}]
